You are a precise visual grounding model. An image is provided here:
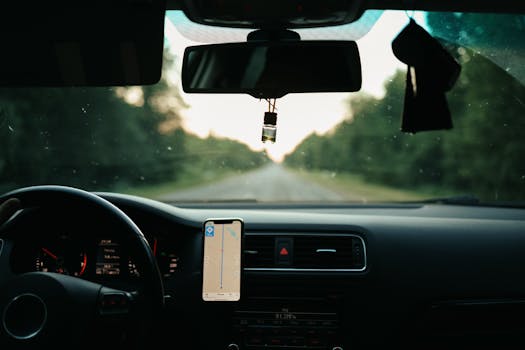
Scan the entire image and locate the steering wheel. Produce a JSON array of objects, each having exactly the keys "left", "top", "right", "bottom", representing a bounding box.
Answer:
[{"left": 0, "top": 186, "right": 164, "bottom": 349}]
